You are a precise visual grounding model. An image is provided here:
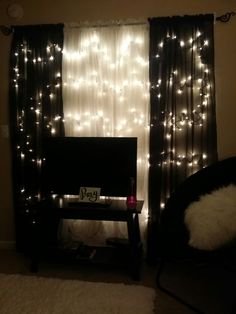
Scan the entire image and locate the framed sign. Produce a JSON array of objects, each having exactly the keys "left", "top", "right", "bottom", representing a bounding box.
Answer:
[{"left": 79, "top": 187, "right": 101, "bottom": 203}]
